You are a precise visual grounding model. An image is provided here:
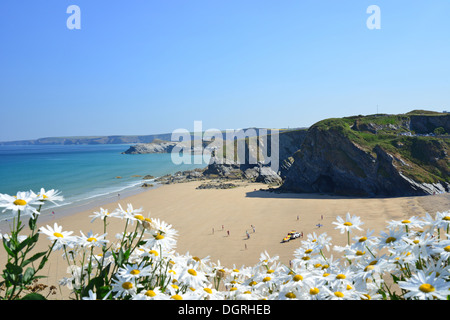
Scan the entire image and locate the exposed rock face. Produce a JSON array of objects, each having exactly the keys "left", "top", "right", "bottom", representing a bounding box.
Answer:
[
  {"left": 123, "top": 112, "right": 449, "bottom": 197},
  {"left": 410, "top": 114, "right": 450, "bottom": 134},
  {"left": 201, "top": 129, "right": 308, "bottom": 185},
  {"left": 122, "top": 140, "right": 177, "bottom": 154},
  {"left": 281, "top": 119, "right": 449, "bottom": 197}
]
